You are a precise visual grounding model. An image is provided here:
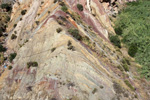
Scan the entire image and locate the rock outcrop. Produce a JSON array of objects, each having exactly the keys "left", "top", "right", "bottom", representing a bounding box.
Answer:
[{"left": 0, "top": 0, "right": 149, "bottom": 100}]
